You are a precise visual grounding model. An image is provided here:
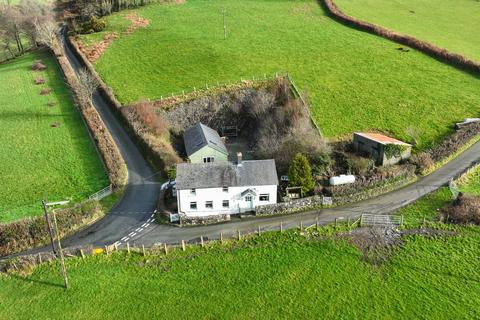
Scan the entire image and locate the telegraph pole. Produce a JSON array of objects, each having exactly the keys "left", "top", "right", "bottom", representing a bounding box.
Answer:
[
  {"left": 51, "top": 209, "right": 69, "bottom": 289},
  {"left": 42, "top": 197, "right": 56, "bottom": 255}
]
